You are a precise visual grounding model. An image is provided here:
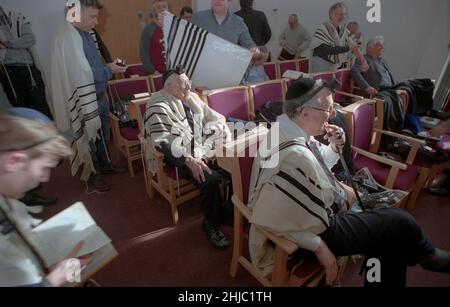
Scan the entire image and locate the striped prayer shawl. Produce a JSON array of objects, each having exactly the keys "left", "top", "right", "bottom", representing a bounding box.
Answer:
[
  {"left": 248, "top": 122, "right": 337, "bottom": 276},
  {"left": 50, "top": 21, "right": 100, "bottom": 181},
  {"left": 311, "top": 21, "right": 349, "bottom": 66},
  {"left": 144, "top": 90, "right": 229, "bottom": 161},
  {"left": 163, "top": 12, "right": 252, "bottom": 89}
]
